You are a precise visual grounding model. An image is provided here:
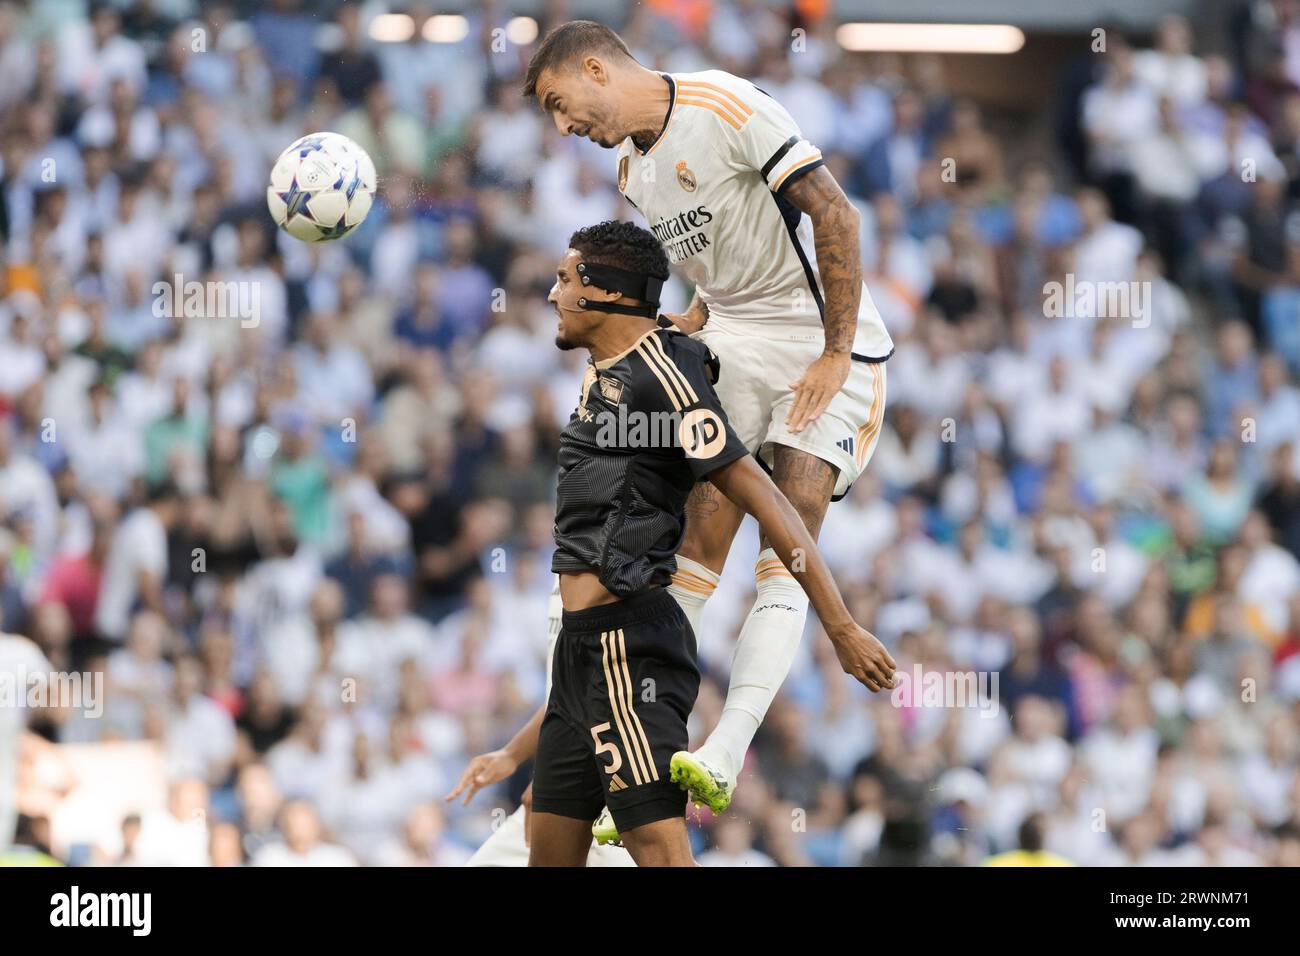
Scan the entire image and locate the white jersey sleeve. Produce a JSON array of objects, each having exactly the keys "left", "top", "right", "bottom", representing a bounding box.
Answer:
[{"left": 719, "top": 82, "right": 824, "bottom": 195}]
